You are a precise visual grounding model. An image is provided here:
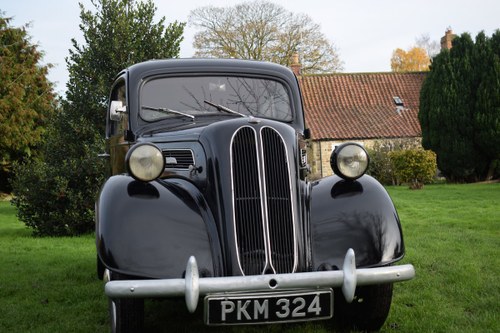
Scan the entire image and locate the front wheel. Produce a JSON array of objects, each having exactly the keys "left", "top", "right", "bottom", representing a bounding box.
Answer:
[
  {"left": 333, "top": 283, "right": 393, "bottom": 331},
  {"left": 109, "top": 298, "right": 144, "bottom": 333},
  {"left": 108, "top": 272, "right": 144, "bottom": 333}
]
